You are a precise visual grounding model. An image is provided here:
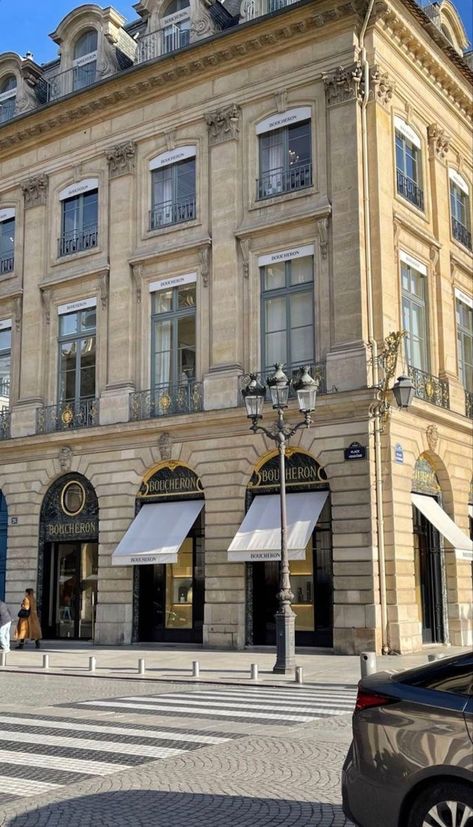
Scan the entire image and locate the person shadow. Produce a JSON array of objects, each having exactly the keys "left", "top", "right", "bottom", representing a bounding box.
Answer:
[{"left": 5, "top": 789, "right": 353, "bottom": 826}]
